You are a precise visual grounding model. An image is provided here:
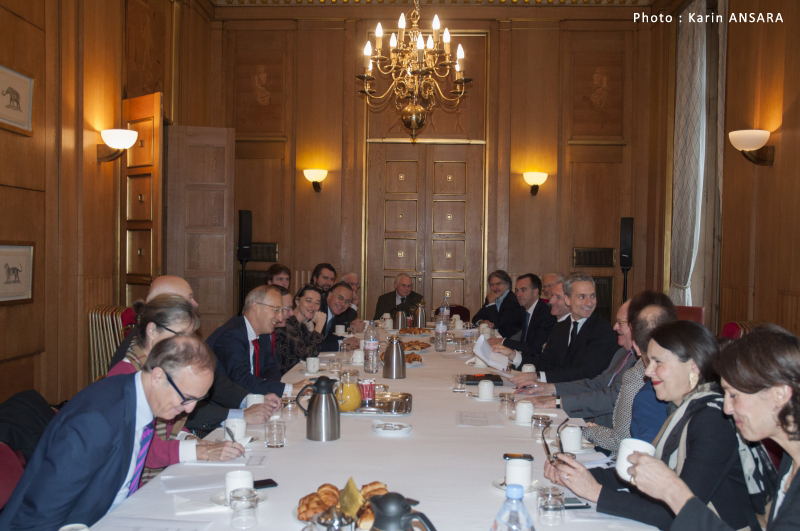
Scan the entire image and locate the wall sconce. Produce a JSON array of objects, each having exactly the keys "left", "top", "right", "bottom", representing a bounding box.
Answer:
[
  {"left": 728, "top": 129, "right": 774, "bottom": 166},
  {"left": 523, "top": 172, "right": 548, "bottom": 196},
  {"left": 304, "top": 169, "right": 327, "bottom": 192},
  {"left": 97, "top": 129, "right": 139, "bottom": 162}
]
